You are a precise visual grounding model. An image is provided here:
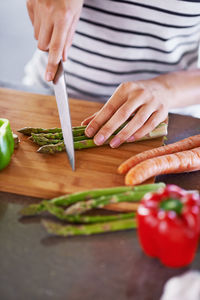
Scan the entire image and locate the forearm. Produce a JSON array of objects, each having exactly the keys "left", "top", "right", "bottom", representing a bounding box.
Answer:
[{"left": 156, "top": 69, "right": 200, "bottom": 109}]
